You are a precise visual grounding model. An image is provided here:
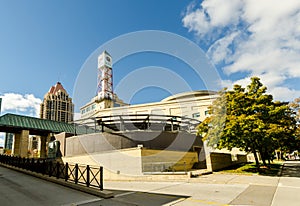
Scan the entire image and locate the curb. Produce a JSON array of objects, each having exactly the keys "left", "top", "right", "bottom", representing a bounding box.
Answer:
[
  {"left": 0, "top": 163, "right": 114, "bottom": 199},
  {"left": 189, "top": 170, "right": 213, "bottom": 178}
]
